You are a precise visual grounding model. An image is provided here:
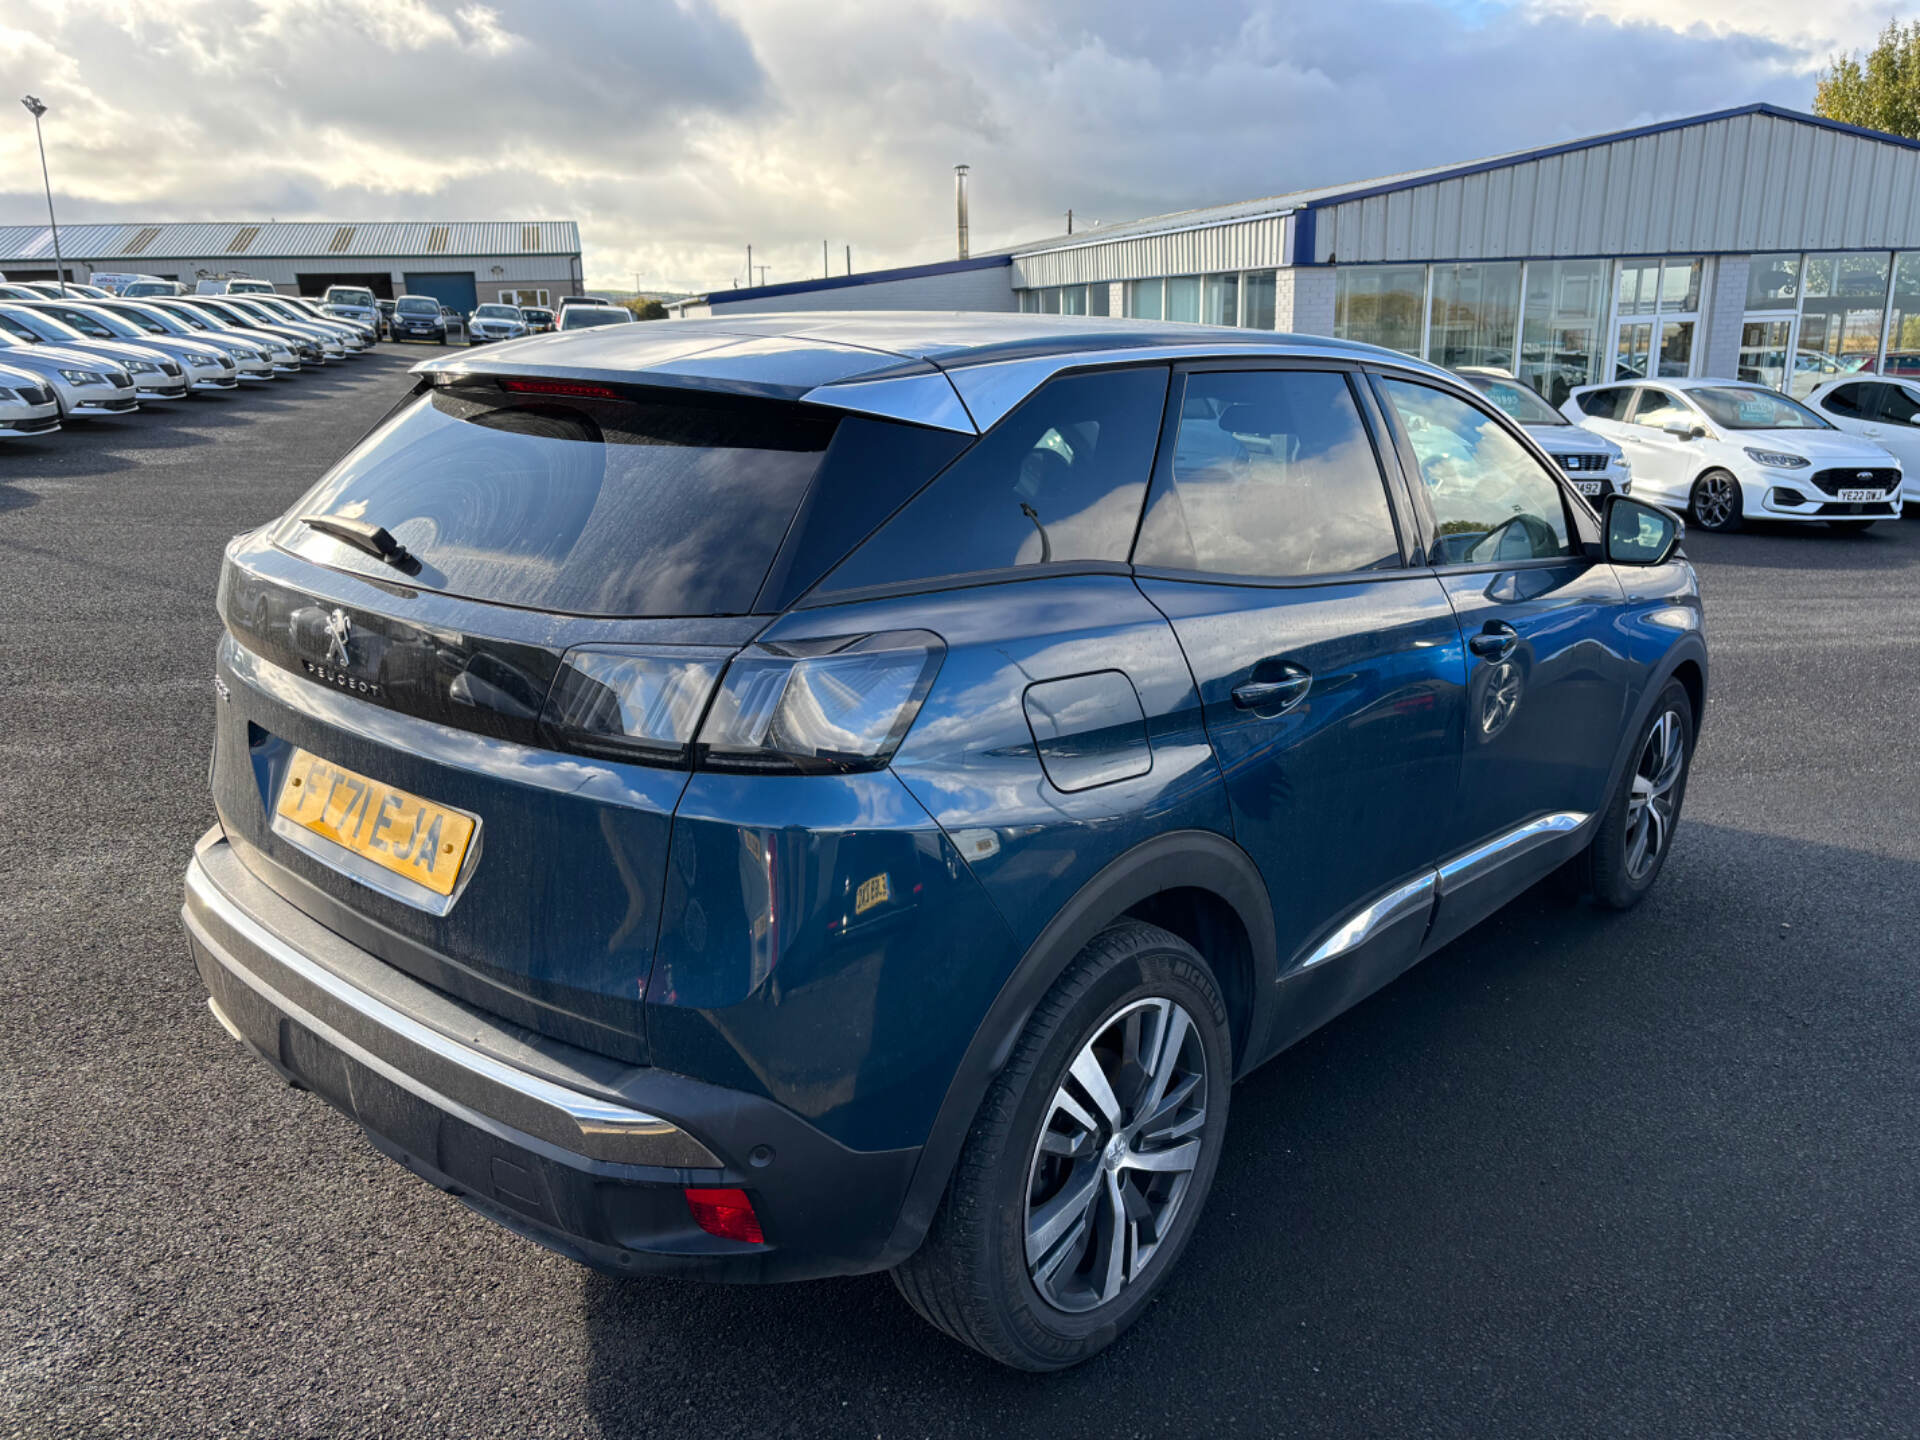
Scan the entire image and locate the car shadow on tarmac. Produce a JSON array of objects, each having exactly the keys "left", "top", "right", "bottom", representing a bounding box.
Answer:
[
  {"left": 1683, "top": 512, "right": 1920, "bottom": 571},
  {"left": 574, "top": 820, "right": 1919, "bottom": 1437}
]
